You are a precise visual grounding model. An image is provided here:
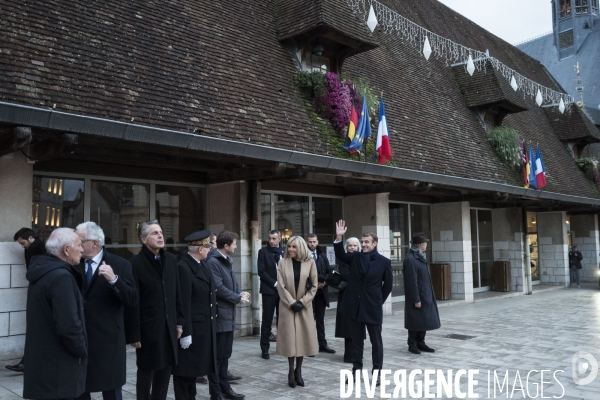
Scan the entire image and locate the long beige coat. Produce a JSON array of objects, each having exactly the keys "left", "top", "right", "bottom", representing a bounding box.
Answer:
[{"left": 275, "top": 258, "right": 318, "bottom": 357}]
